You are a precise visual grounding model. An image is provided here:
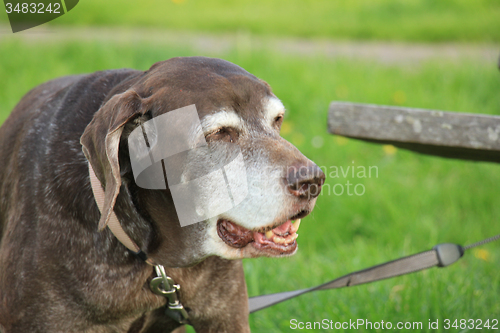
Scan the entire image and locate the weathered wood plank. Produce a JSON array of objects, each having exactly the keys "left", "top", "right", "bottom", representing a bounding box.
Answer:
[{"left": 328, "top": 102, "right": 500, "bottom": 163}]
